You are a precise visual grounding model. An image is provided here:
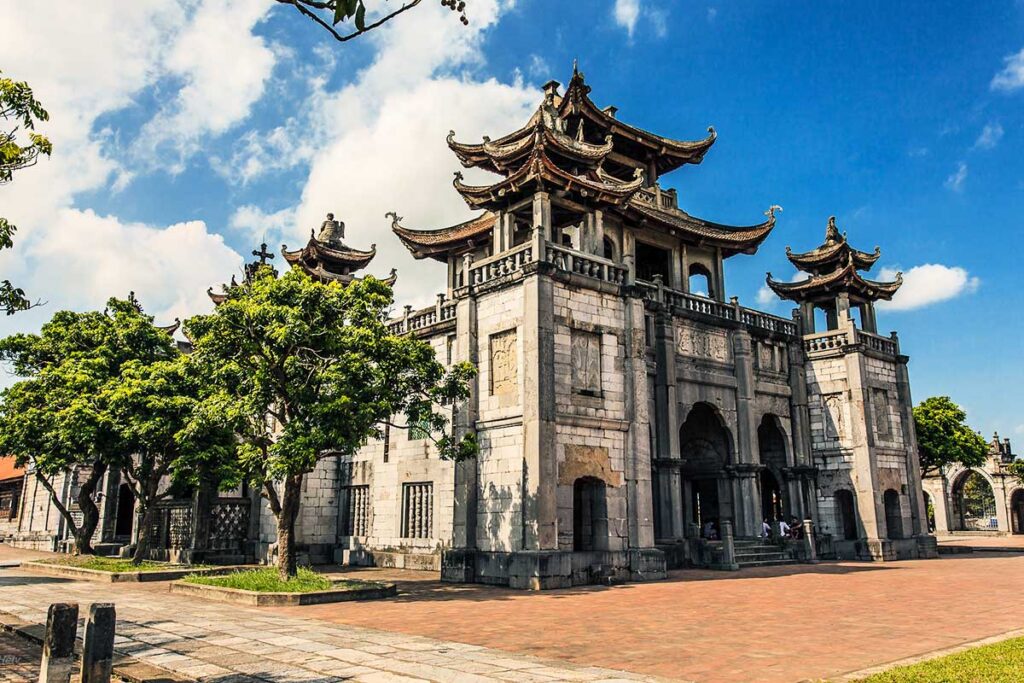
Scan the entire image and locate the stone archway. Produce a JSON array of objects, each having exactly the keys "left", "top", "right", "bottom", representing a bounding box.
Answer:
[
  {"left": 757, "top": 414, "right": 788, "bottom": 523},
  {"left": 679, "top": 402, "right": 734, "bottom": 538},
  {"left": 835, "top": 489, "right": 858, "bottom": 540},
  {"left": 884, "top": 489, "right": 904, "bottom": 540},
  {"left": 573, "top": 477, "right": 608, "bottom": 551},
  {"left": 951, "top": 469, "right": 997, "bottom": 531},
  {"left": 114, "top": 482, "right": 135, "bottom": 539},
  {"left": 922, "top": 491, "right": 936, "bottom": 533},
  {"left": 1011, "top": 489, "right": 1024, "bottom": 535}
]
